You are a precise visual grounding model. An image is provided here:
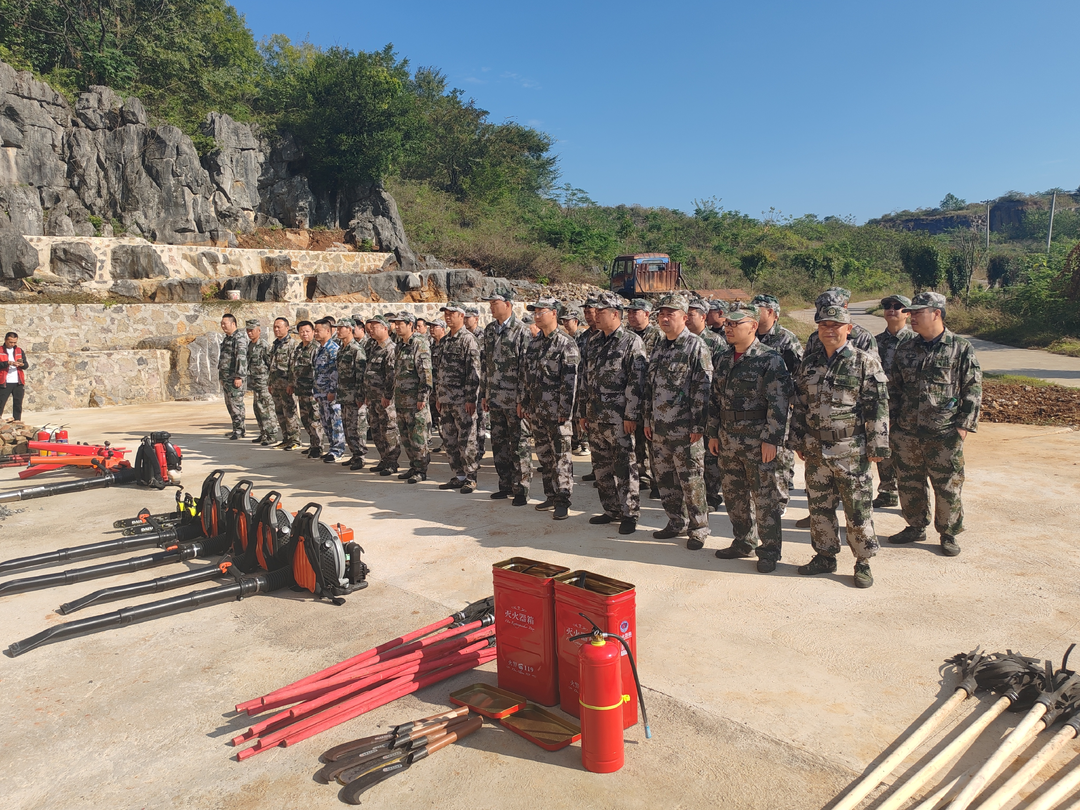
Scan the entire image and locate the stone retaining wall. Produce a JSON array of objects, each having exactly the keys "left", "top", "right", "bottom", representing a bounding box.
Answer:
[{"left": 25, "top": 349, "right": 170, "bottom": 410}]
